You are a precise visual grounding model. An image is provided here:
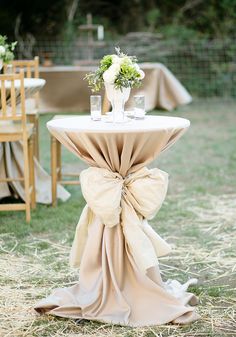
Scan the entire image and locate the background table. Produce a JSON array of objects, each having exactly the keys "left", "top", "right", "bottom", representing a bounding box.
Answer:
[
  {"left": 0, "top": 78, "right": 70, "bottom": 204},
  {"left": 0, "top": 78, "right": 45, "bottom": 107},
  {"left": 35, "top": 115, "right": 199, "bottom": 327},
  {"left": 39, "top": 63, "right": 192, "bottom": 113}
]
